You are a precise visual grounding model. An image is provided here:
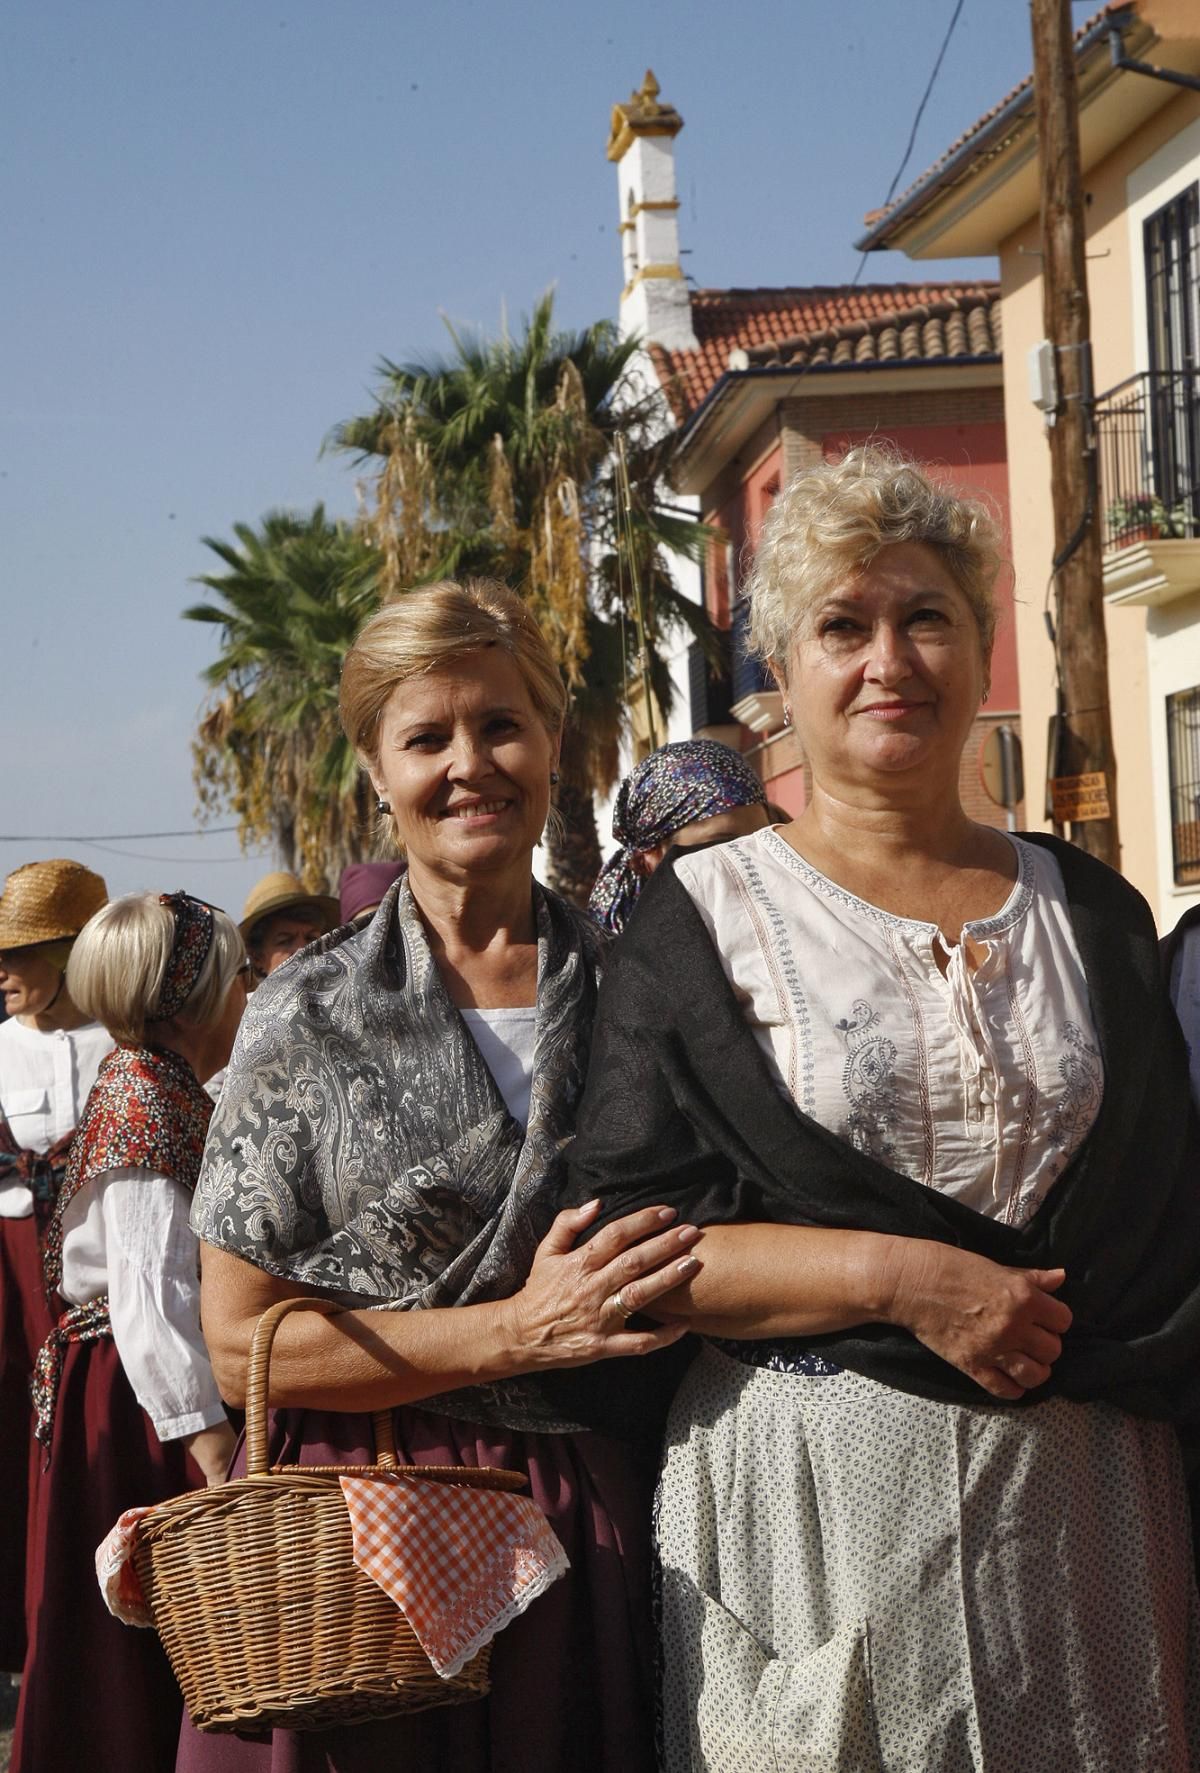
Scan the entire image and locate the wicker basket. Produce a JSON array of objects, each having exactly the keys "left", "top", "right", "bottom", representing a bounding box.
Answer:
[{"left": 132, "top": 1295, "right": 527, "bottom": 1734}]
